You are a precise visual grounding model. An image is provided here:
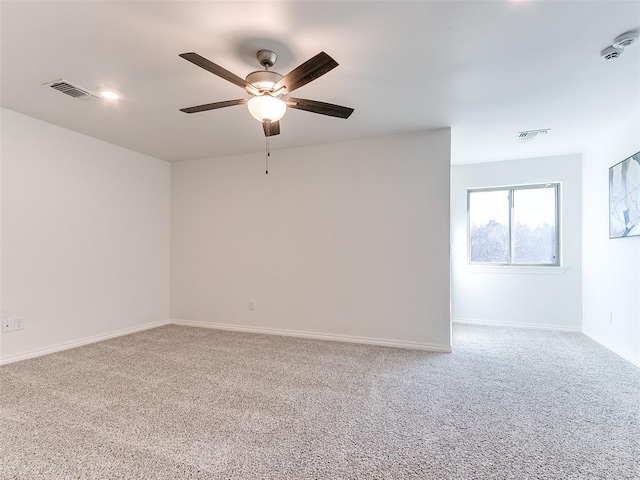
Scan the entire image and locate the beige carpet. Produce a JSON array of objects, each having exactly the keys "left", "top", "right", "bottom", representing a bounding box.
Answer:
[{"left": 1, "top": 324, "right": 639, "bottom": 479}]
